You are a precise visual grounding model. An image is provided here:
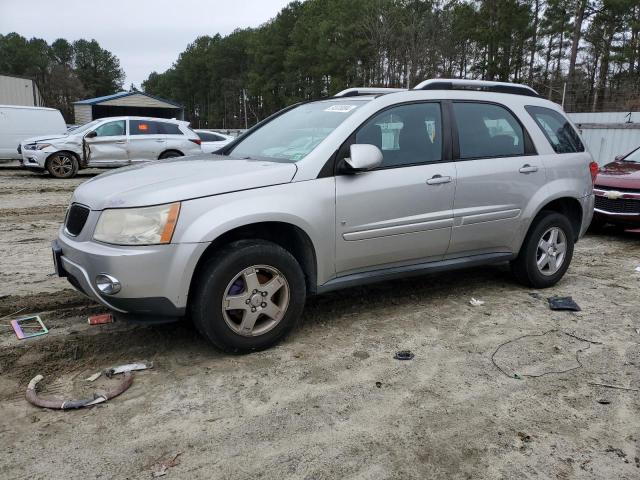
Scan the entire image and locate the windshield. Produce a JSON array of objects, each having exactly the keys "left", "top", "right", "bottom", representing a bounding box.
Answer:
[
  {"left": 70, "top": 119, "right": 103, "bottom": 135},
  {"left": 228, "top": 100, "right": 366, "bottom": 162},
  {"left": 624, "top": 147, "right": 640, "bottom": 163}
]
